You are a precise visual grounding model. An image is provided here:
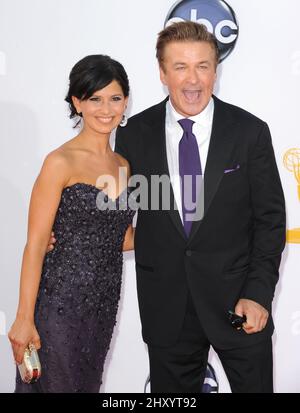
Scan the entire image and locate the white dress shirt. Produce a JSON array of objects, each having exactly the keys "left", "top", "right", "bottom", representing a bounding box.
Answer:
[{"left": 165, "top": 97, "right": 214, "bottom": 221}]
